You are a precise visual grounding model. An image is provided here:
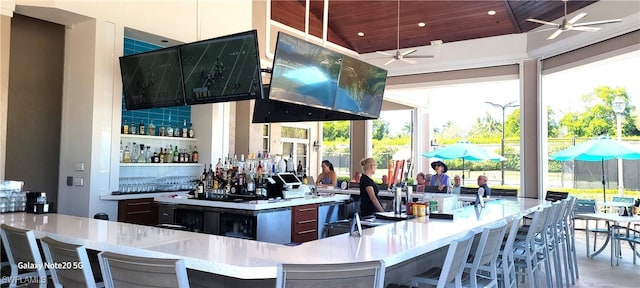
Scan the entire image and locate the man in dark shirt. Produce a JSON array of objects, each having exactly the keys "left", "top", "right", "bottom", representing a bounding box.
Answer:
[{"left": 477, "top": 175, "right": 491, "bottom": 197}]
